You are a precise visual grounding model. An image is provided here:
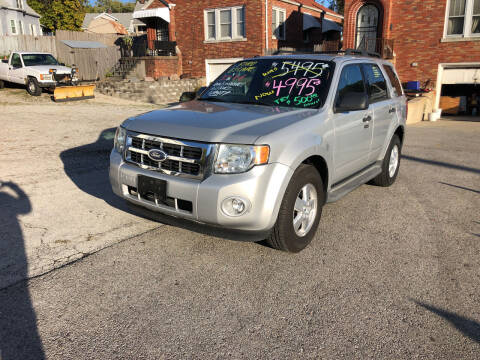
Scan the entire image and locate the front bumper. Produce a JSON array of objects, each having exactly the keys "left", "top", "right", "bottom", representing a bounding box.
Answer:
[{"left": 109, "top": 150, "right": 293, "bottom": 232}]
